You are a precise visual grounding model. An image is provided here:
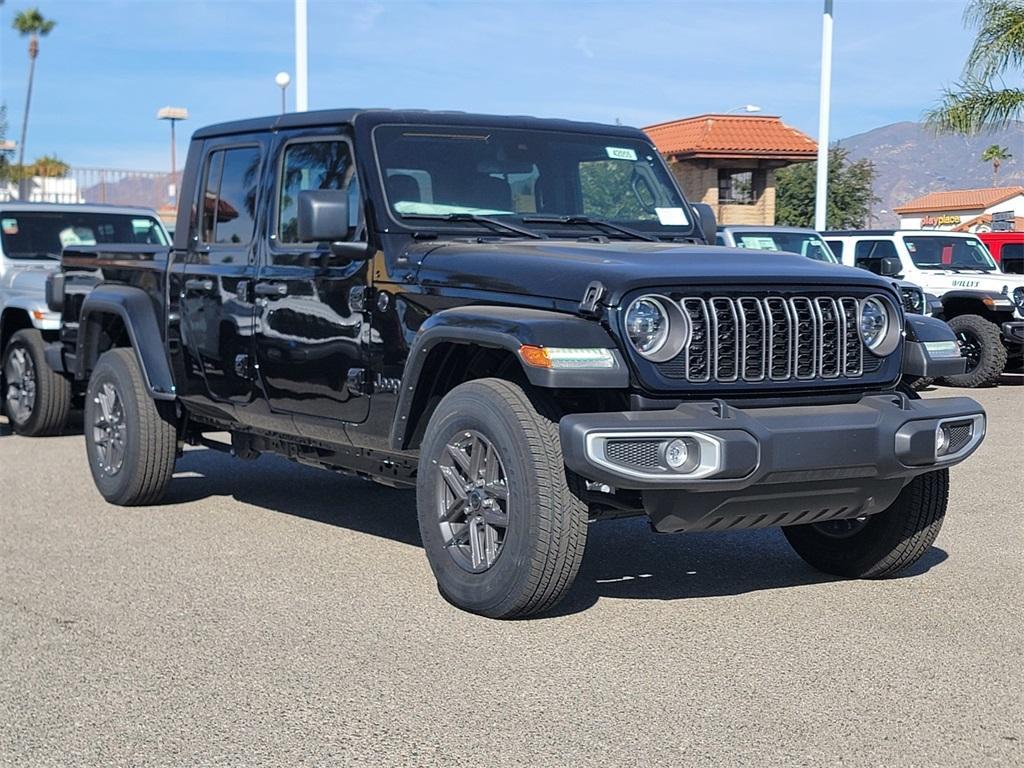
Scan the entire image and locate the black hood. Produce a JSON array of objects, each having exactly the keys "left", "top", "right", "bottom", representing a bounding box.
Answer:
[{"left": 415, "top": 240, "right": 895, "bottom": 305}]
